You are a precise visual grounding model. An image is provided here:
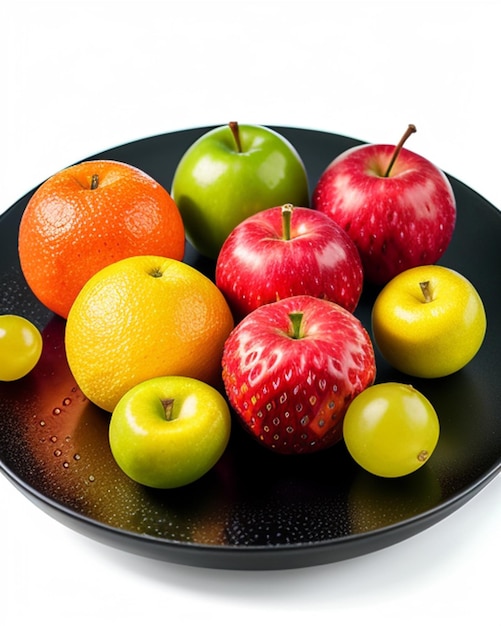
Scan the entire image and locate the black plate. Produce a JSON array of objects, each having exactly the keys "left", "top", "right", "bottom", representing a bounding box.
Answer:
[{"left": 1, "top": 126, "right": 501, "bottom": 571}]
